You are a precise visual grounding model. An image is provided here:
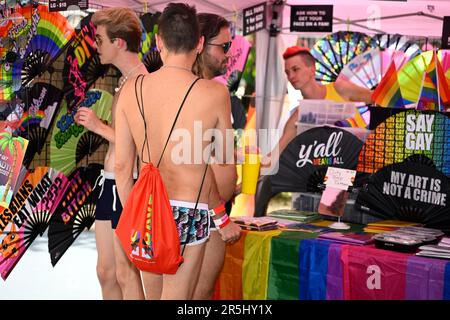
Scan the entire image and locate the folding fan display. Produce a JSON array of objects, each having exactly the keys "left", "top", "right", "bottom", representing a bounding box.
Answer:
[
  {"left": 0, "top": 167, "right": 64, "bottom": 280},
  {"left": 310, "top": 31, "right": 377, "bottom": 84},
  {"left": 8, "top": 4, "right": 74, "bottom": 94},
  {"left": 47, "top": 163, "right": 102, "bottom": 266},
  {"left": 50, "top": 89, "right": 112, "bottom": 175},
  {"left": 338, "top": 48, "right": 409, "bottom": 90},
  {"left": 398, "top": 49, "right": 450, "bottom": 105},
  {"left": 372, "top": 34, "right": 421, "bottom": 59},
  {"left": 357, "top": 109, "right": 450, "bottom": 176},
  {"left": 139, "top": 12, "right": 162, "bottom": 73},
  {"left": 62, "top": 13, "right": 109, "bottom": 111},
  {"left": 12, "top": 82, "right": 63, "bottom": 168},
  {"left": 356, "top": 157, "right": 450, "bottom": 232}
]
